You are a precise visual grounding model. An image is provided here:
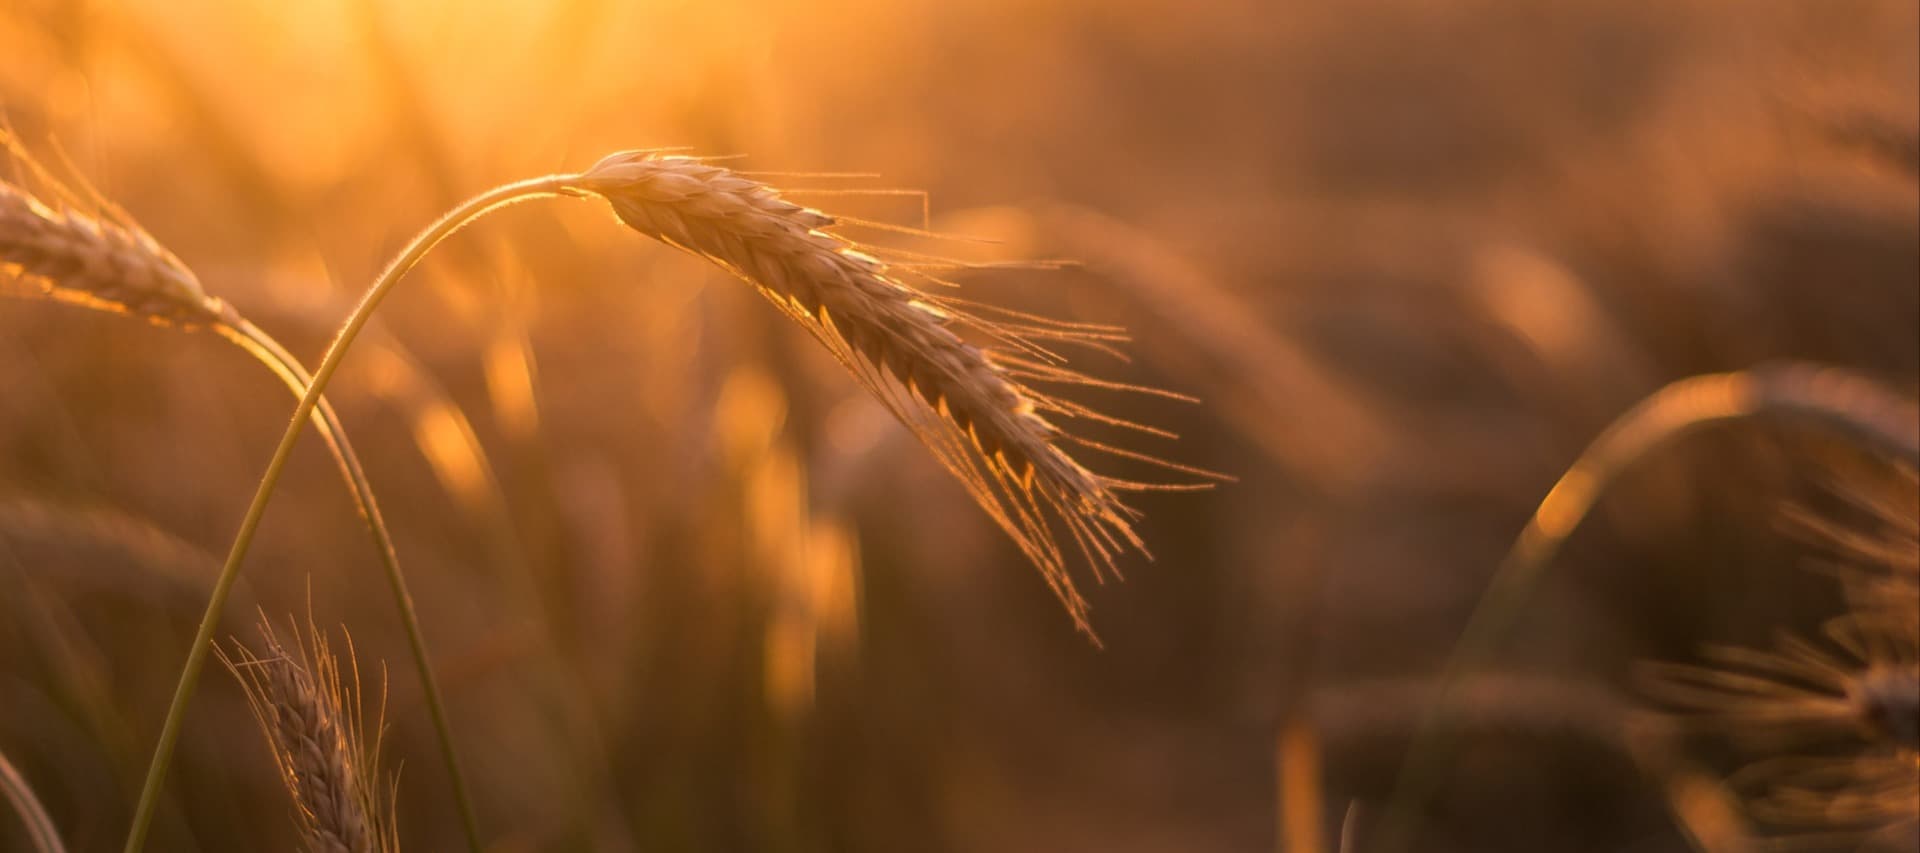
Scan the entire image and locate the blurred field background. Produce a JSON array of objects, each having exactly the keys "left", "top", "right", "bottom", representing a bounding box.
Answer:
[{"left": 1, "top": 0, "right": 1915, "bottom": 850}]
